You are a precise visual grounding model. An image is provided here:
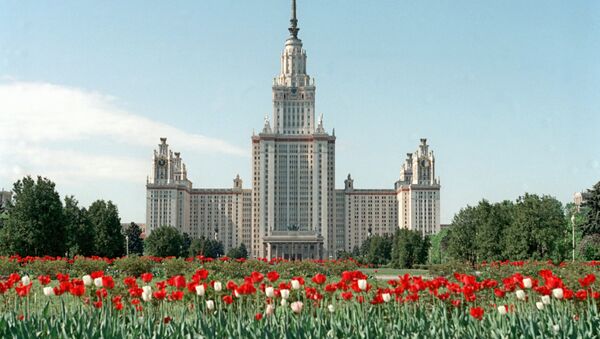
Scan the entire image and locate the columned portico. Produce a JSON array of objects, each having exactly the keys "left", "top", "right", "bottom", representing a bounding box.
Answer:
[{"left": 263, "top": 231, "right": 324, "bottom": 260}]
